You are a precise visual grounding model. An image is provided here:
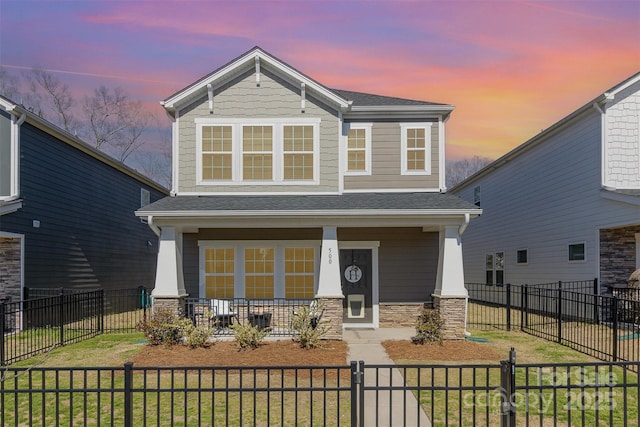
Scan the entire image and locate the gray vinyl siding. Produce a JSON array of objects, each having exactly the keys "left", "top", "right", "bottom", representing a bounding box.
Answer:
[
  {"left": 338, "top": 227, "right": 439, "bottom": 302},
  {"left": 177, "top": 68, "right": 340, "bottom": 193},
  {"left": 0, "top": 110, "right": 11, "bottom": 196},
  {"left": 0, "top": 121, "right": 165, "bottom": 290},
  {"left": 344, "top": 121, "right": 440, "bottom": 191},
  {"left": 454, "top": 108, "right": 640, "bottom": 288},
  {"left": 181, "top": 227, "right": 437, "bottom": 301}
]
